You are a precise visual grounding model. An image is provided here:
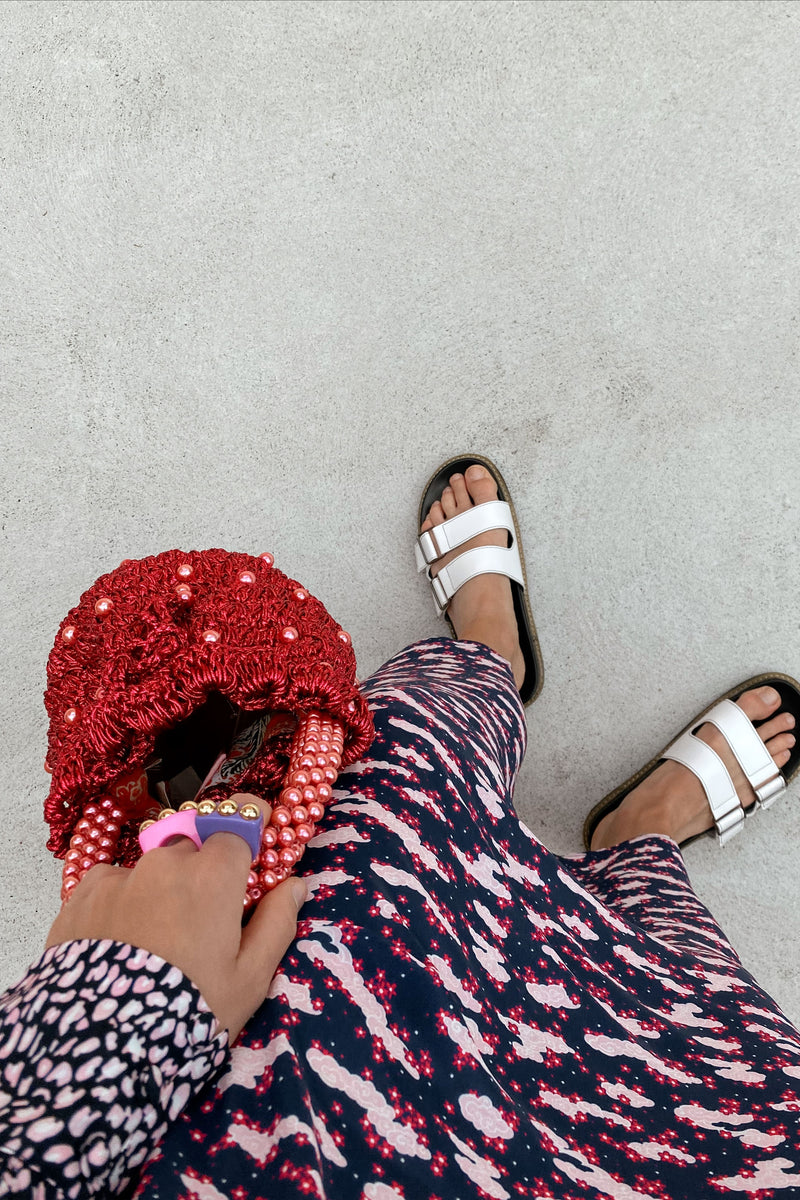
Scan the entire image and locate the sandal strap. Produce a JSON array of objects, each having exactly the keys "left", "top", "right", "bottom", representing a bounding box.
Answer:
[
  {"left": 695, "top": 700, "right": 785, "bottom": 808},
  {"left": 662, "top": 699, "right": 786, "bottom": 846},
  {"left": 415, "top": 501, "right": 515, "bottom": 568},
  {"left": 662, "top": 733, "right": 745, "bottom": 845},
  {"left": 421, "top": 544, "right": 525, "bottom": 617}
]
